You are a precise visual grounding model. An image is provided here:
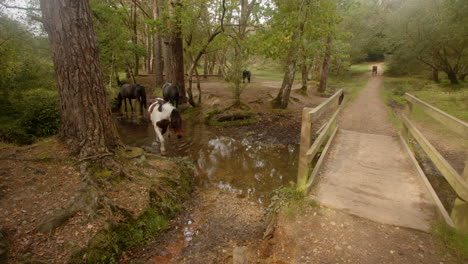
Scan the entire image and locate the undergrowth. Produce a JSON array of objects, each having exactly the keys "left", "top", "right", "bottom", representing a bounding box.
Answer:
[
  {"left": 432, "top": 222, "right": 468, "bottom": 262},
  {"left": 266, "top": 187, "right": 318, "bottom": 219}
]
